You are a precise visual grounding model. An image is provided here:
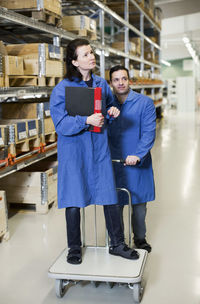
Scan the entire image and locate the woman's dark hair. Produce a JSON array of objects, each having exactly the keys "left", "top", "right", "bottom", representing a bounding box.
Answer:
[
  {"left": 109, "top": 65, "right": 130, "bottom": 81},
  {"left": 66, "top": 38, "right": 90, "bottom": 81}
]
